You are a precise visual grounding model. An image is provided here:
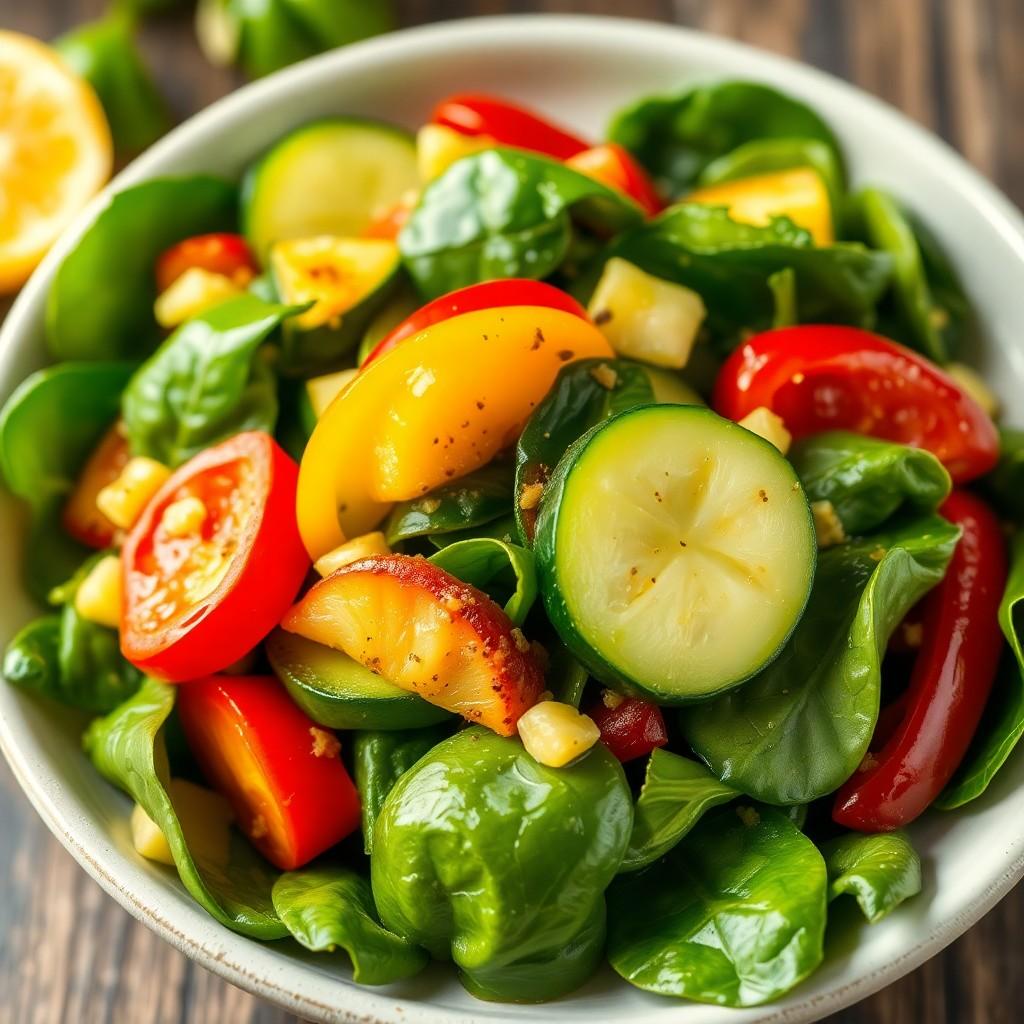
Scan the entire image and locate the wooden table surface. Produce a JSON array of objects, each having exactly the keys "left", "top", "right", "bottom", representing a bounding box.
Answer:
[{"left": 1, "top": 1, "right": 1021, "bottom": 1021}]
